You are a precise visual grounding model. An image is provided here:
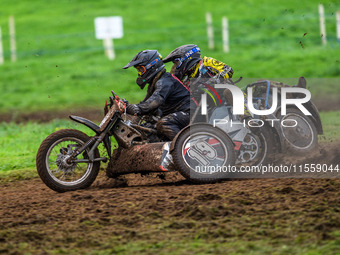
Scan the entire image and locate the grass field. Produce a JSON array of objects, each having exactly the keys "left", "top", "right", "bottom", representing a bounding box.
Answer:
[{"left": 0, "top": 0, "right": 339, "bottom": 113}]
